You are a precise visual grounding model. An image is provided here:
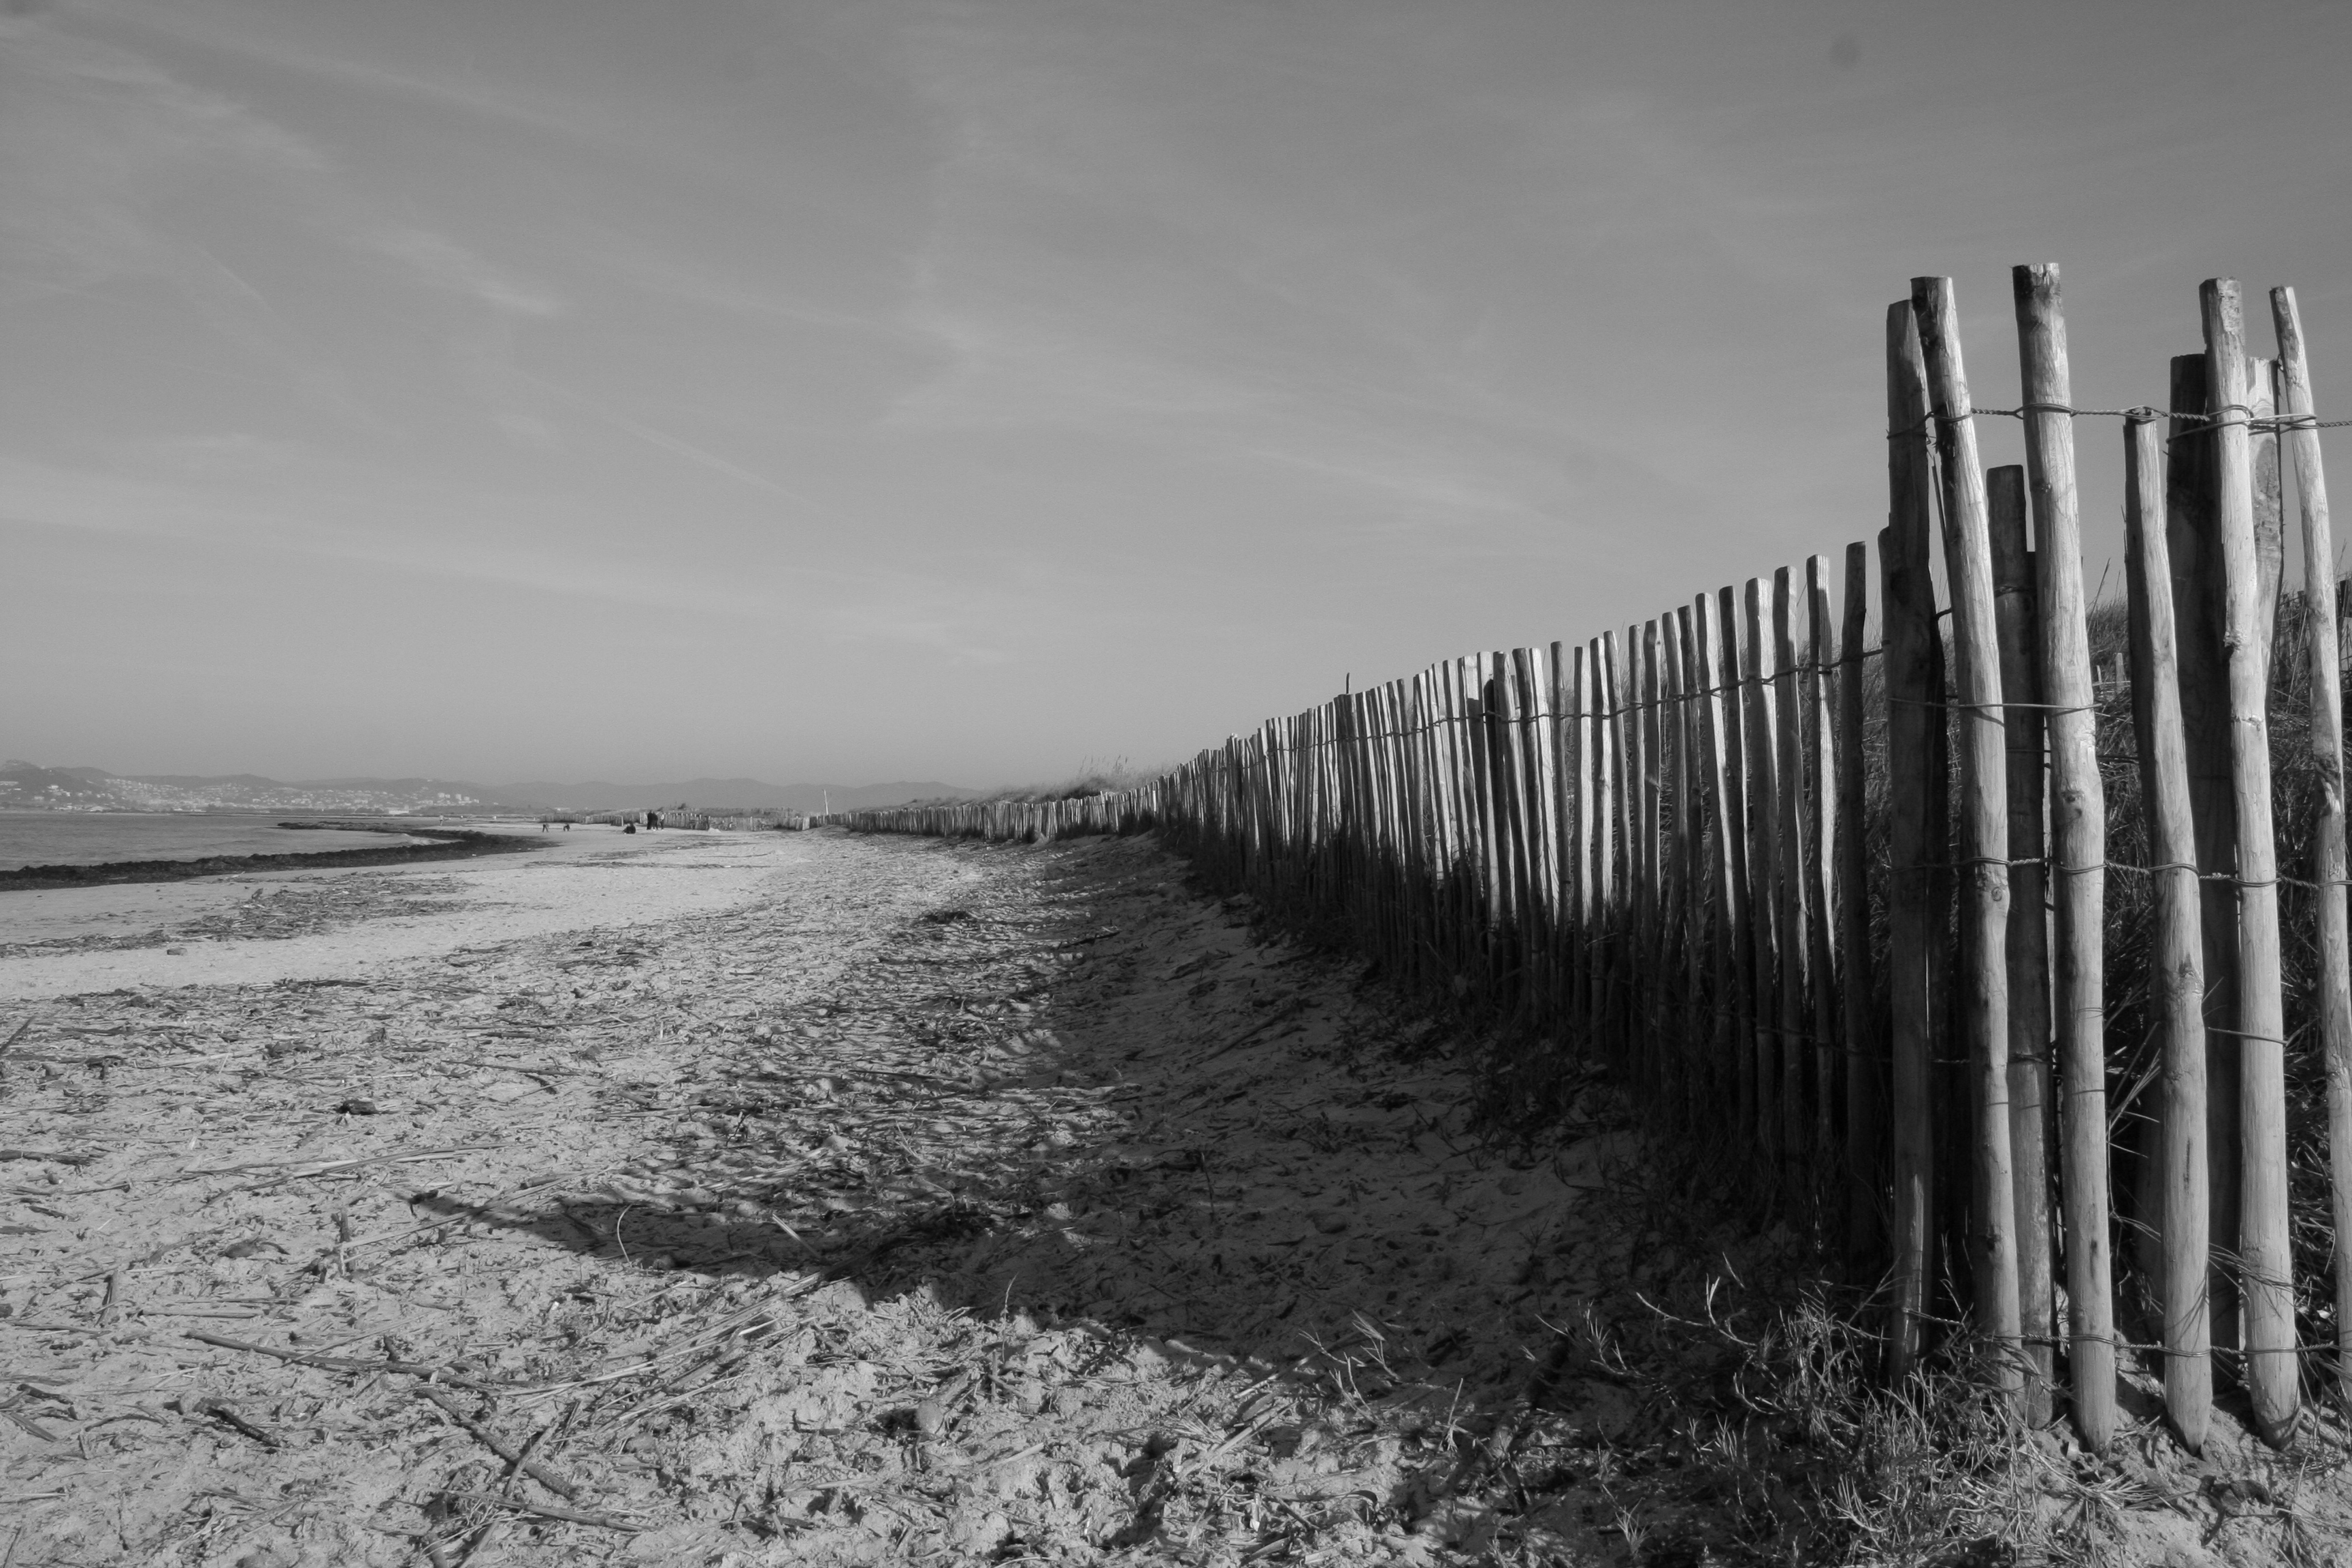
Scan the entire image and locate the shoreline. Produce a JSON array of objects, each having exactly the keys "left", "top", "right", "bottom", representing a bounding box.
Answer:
[{"left": 0, "top": 823, "right": 546, "bottom": 892}]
